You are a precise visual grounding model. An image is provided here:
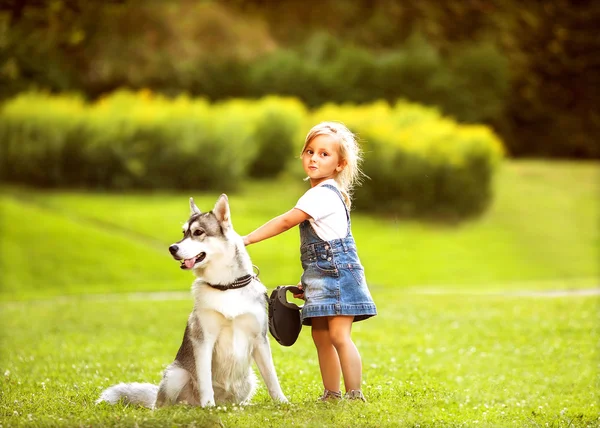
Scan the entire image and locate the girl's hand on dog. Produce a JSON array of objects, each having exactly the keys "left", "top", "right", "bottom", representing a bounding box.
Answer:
[{"left": 293, "top": 283, "right": 305, "bottom": 300}]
